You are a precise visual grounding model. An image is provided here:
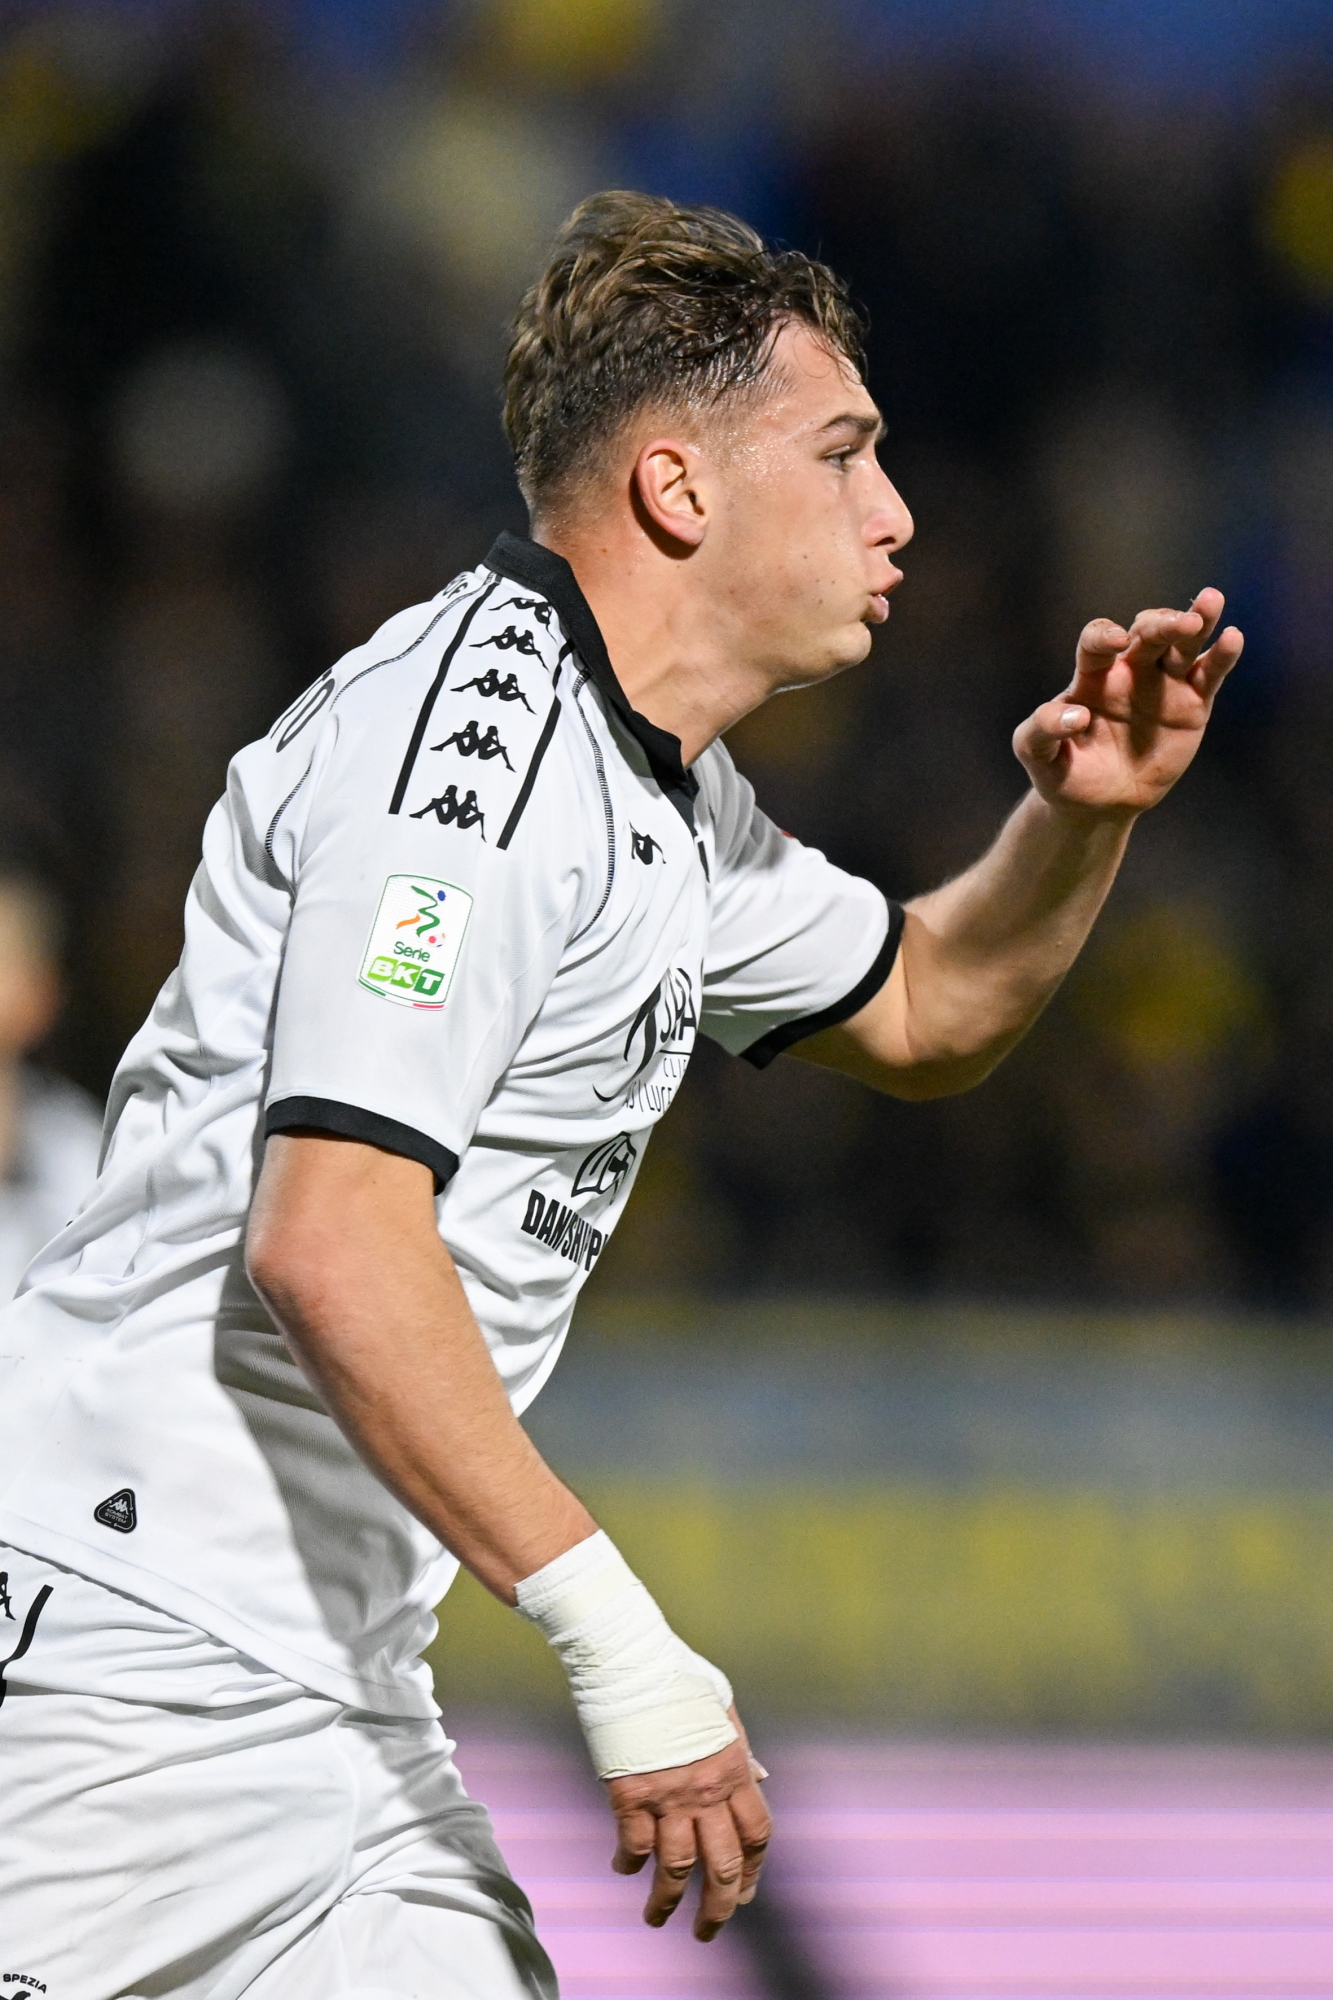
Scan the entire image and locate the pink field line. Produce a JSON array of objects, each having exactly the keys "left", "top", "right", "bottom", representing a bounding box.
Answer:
[{"left": 762, "top": 1740, "right": 1333, "bottom": 1997}]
